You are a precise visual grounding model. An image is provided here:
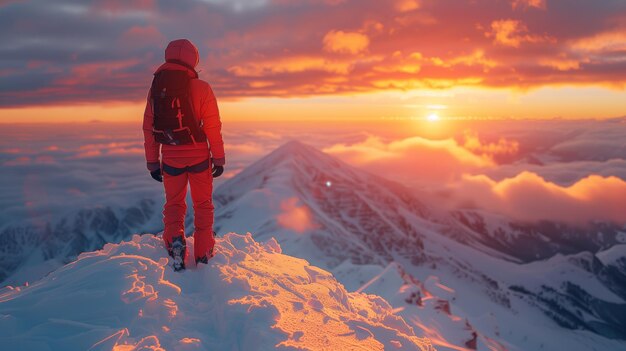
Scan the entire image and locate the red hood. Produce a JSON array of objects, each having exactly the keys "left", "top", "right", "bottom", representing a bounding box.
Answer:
[{"left": 164, "top": 39, "right": 199, "bottom": 68}]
